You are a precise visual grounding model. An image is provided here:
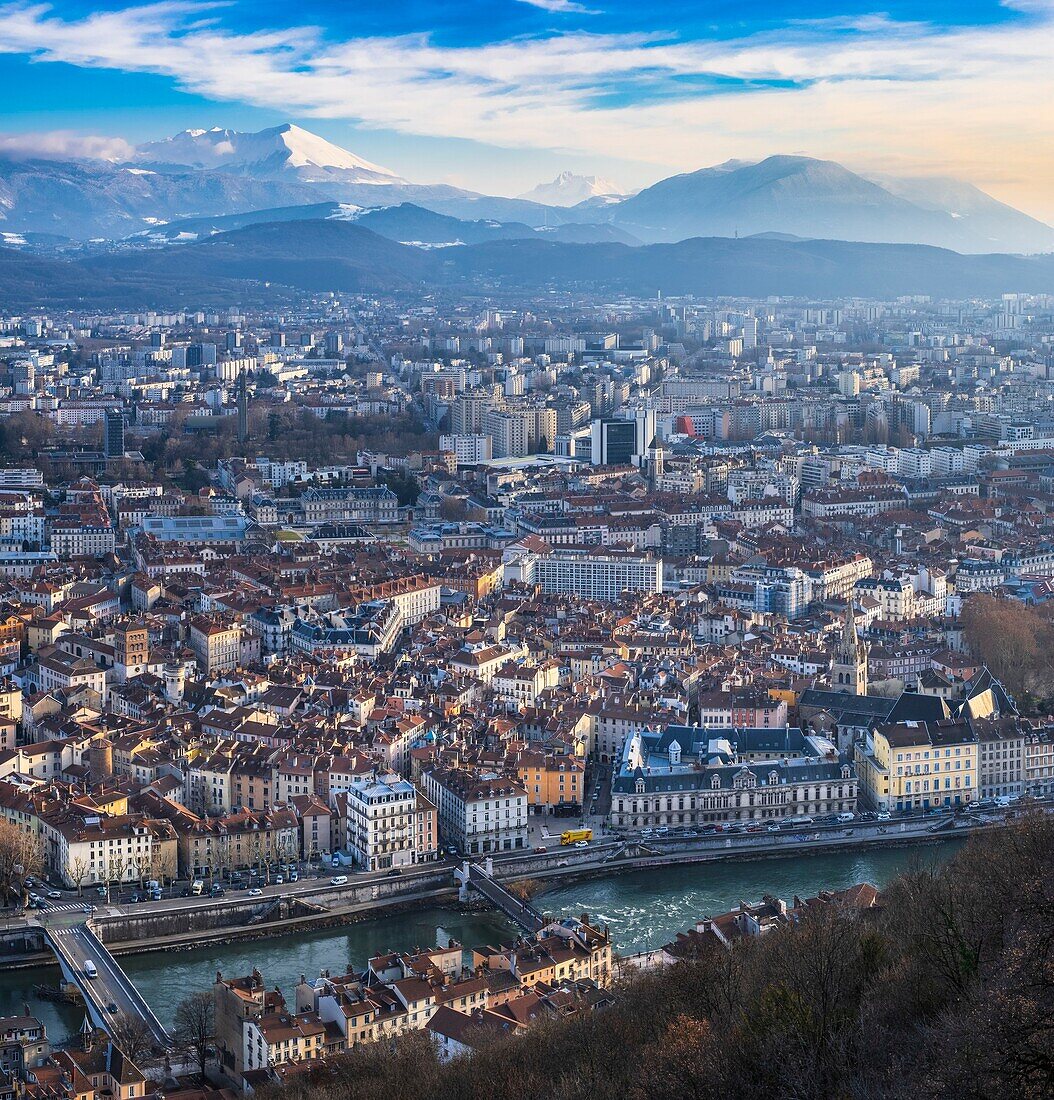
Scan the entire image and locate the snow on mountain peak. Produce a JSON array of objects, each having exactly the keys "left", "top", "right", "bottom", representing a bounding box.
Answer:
[
  {"left": 136, "top": 124, "right": 404, "bottom": 184},
  {"left": 518, "top": 171, "right": 625, "bottom": 207}
]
